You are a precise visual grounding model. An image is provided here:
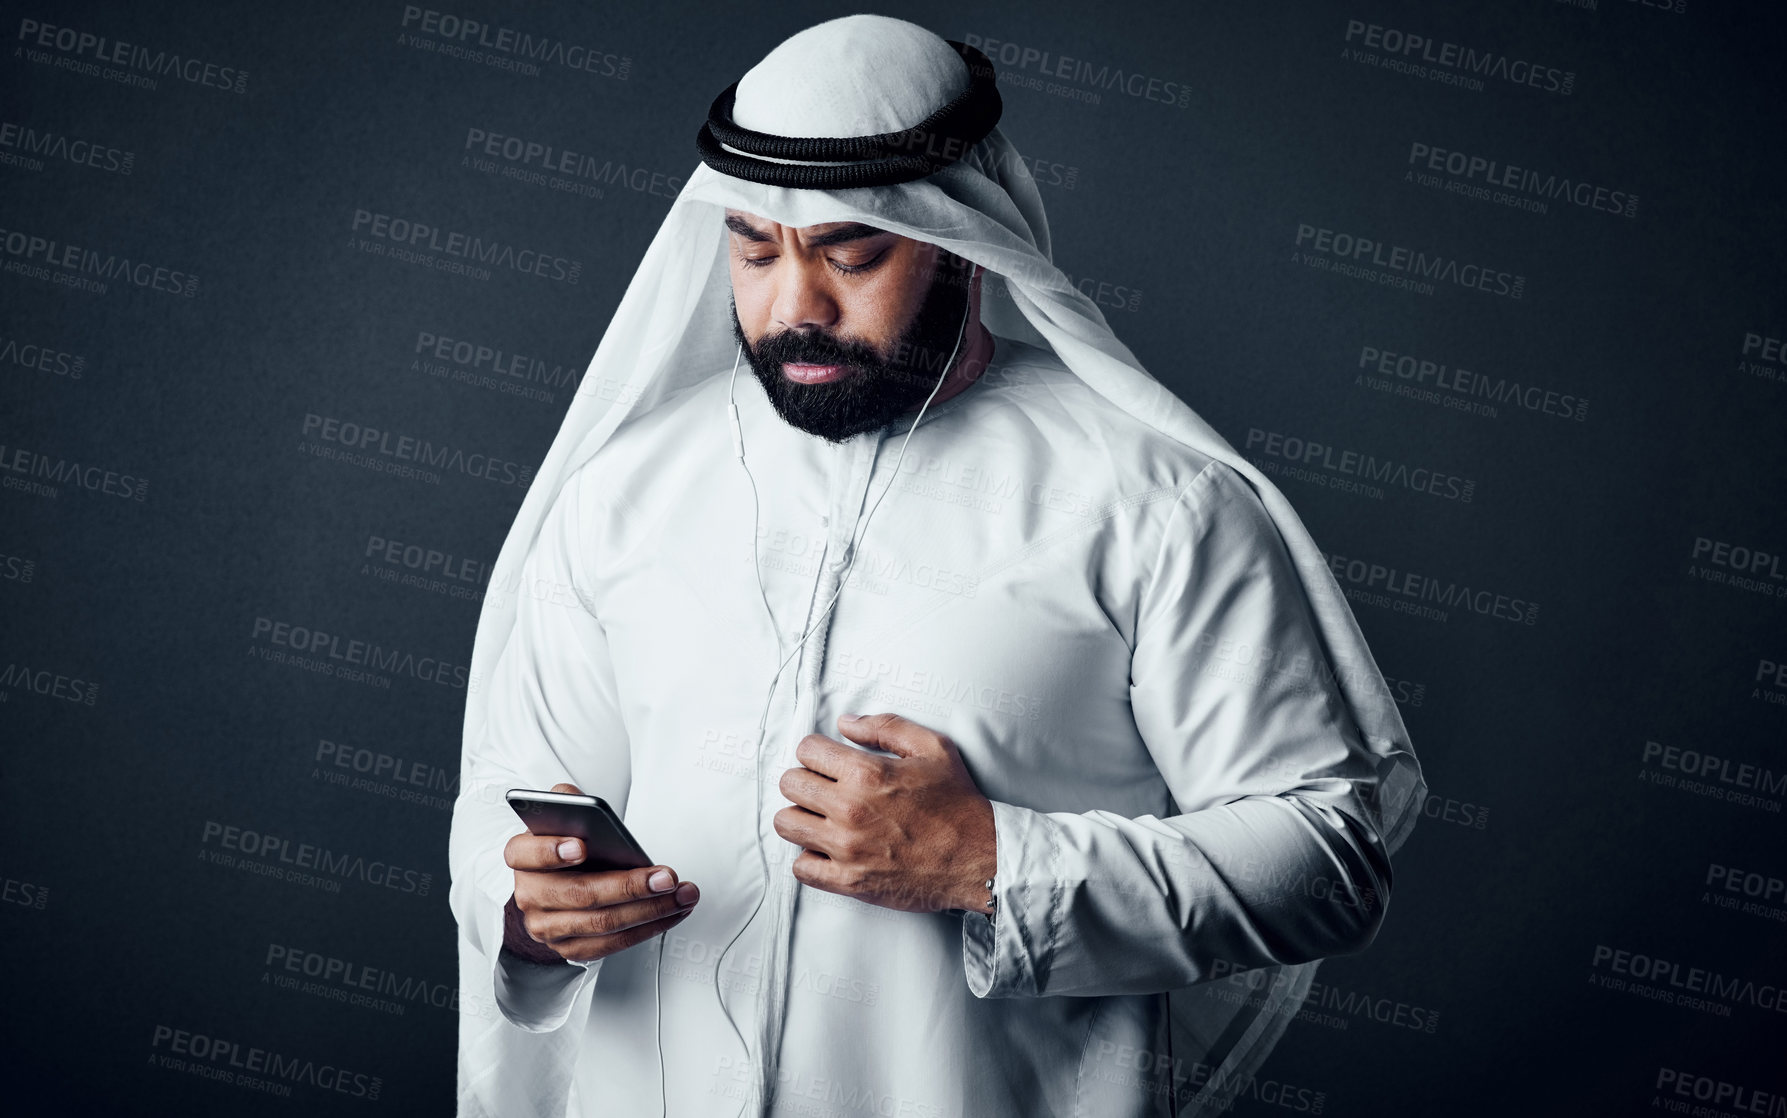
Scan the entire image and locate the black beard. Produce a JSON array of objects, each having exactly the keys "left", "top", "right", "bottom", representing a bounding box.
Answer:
[{"left": 729, "top": 255, "right": 974, "bottom": 443}]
